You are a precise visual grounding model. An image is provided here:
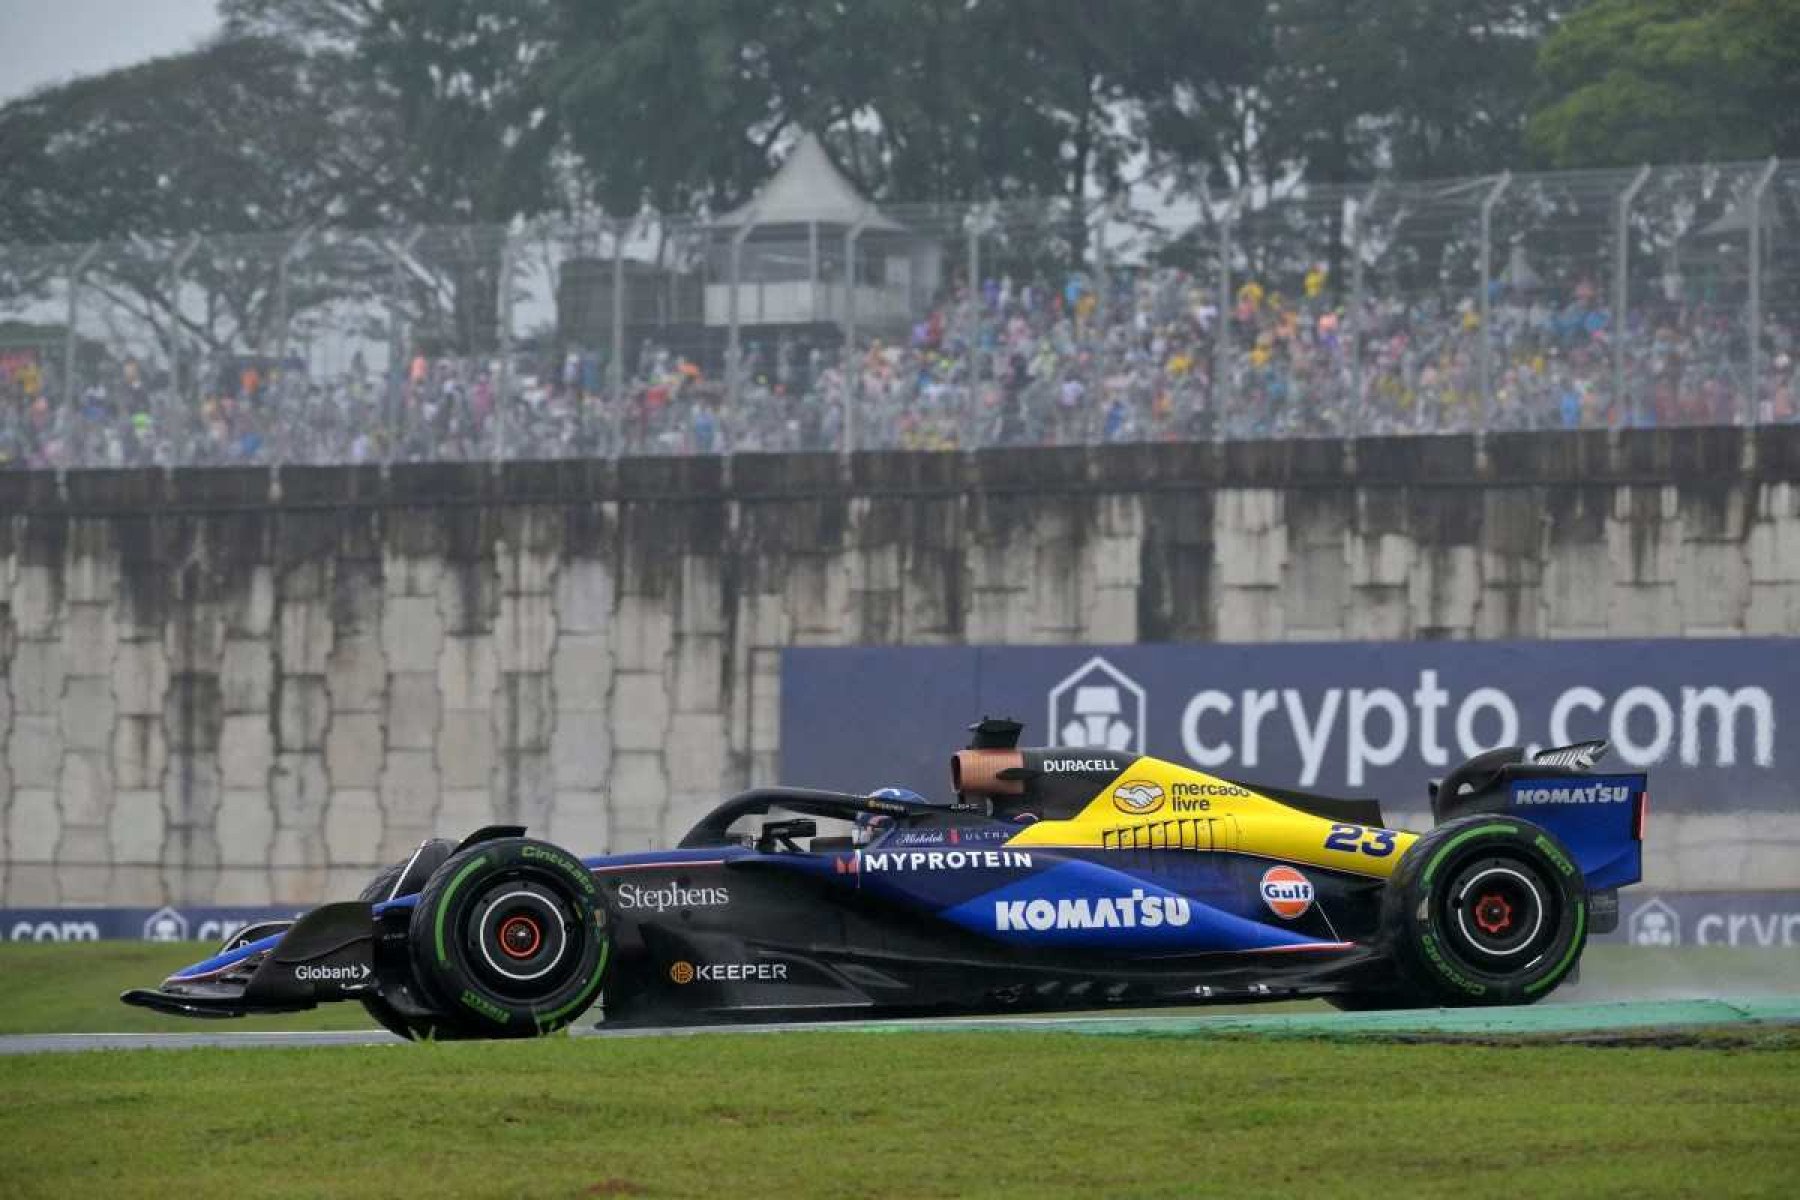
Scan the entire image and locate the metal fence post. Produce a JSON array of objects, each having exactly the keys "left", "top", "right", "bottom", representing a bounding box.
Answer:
[
  {"left": 1092, "top": 198, "right": 1115, "bottom": 445},
  {"left": 843, "top": 205, "right": 872, "bottom": 455},
  {"left": 1747, "top": 157, "right": 1779, "bottom": 425},
  {"left": 604, "top": 213, "right": 626, "bottom": 453},
  {"left": 1349, "top": 186, "right": 1377, "bottom": 436},
  {"left": 1477, "top": 171, "right": 1512, "bottom": 428},
  {"left": 965, "top": 207, "right": 983, "bottom": 448},
  {"left": 383, "top": 227, "right": 424, "bottom": 460},
  {"left": 1613, "top": 166, "right": 1651, "bottom": 423},
  {"left": 610, "top": 217, "right": 627, "bottom": 410},
  {"left": 727, "top": 210, "right": 758, "bottom": 415},
  {"left": 495, "top": 227, "right": 517, "bottom": 461},
  {"left": 274, "top": 230, "right": 309, "bottom": 366},
  {"left": 385, "top": 236, "right": 403, "bottom": 449},
  {"left": 1214, "top": 195, "right": 1237, "bottom": 421},
  {"left": 166, "top": 234, "right": 202, "bottom": 419},
  {"left": 62, "top": 242, "right": 99, "bottom": 415},
  {"left": 1094, "top": 198, "right": 1110, "bottom": 333}
]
